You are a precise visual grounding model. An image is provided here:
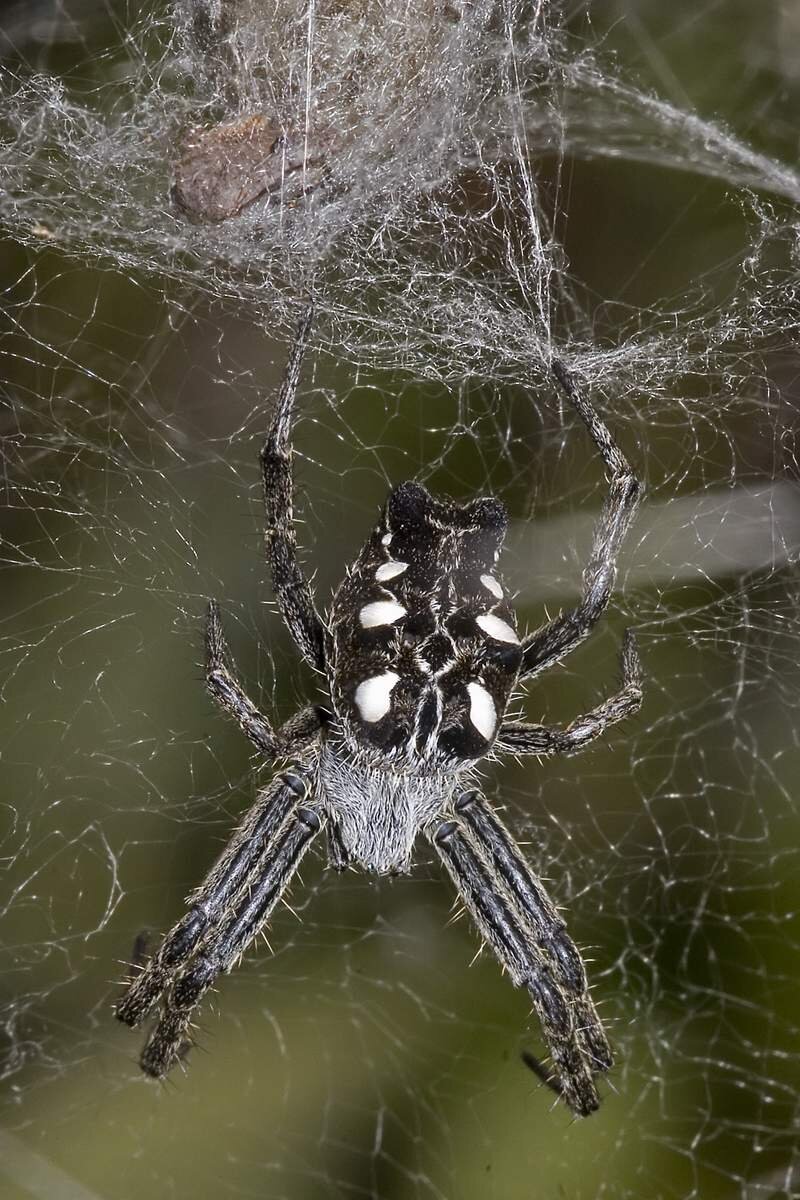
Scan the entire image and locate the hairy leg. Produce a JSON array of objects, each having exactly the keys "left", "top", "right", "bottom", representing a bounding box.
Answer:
[
  {"left": 430, "top": 817, "right": 601, "bottom": 1116},
  {"left": 116, "top": 769, "right": 313, "bottom": 1029},
  {"left": 261, "top": 304, "right": 327, "bottom": 672},
  {"left": 520, "top": 363, "right": 641, "bottom": 681},
  {"left": 139, "top": 804, "right": 322, "bottom": 1077},
  {"left": 500, "top": 629, "right": 641, "bottom": 755},
  {"left": 452, "top": 790, "right": 612, "bottom": 1074}
]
